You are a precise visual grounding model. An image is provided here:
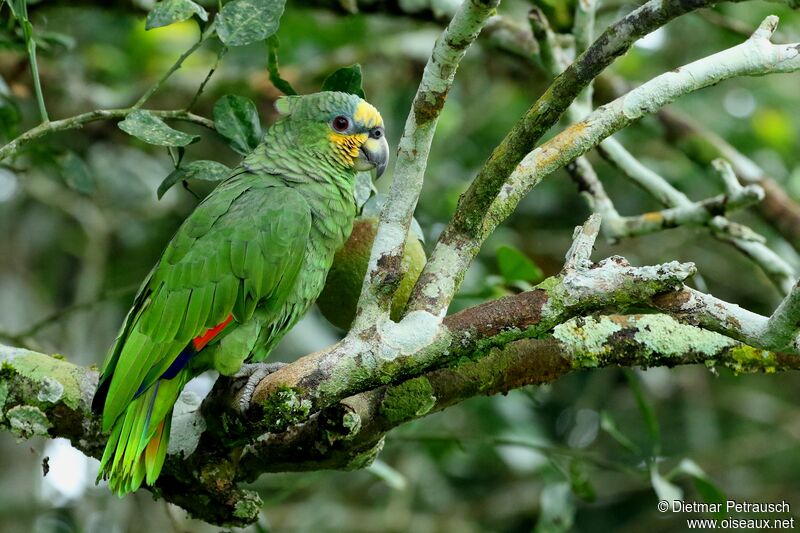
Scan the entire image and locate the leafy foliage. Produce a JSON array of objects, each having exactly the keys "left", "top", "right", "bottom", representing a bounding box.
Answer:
[
  {"left": 322, "top": 64, "right": 366, "bottom": 98},
  {"left": 145, "top": 0, "right": 208, "bottom": 30},
  {"left": 213, "top": 95, "right": 263, "bottom": 155},
  {"left": 496, "top": 245, "right": 544, "bottom": 283},
  {"left": 157, "top": 159, "right": 231, "bottom": 199},
  {"left": 118, "top": 110, "right": 200, "bottom": 147},
  {"left": 217, "top": 0, "right": 287, "bottom": 47}
]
